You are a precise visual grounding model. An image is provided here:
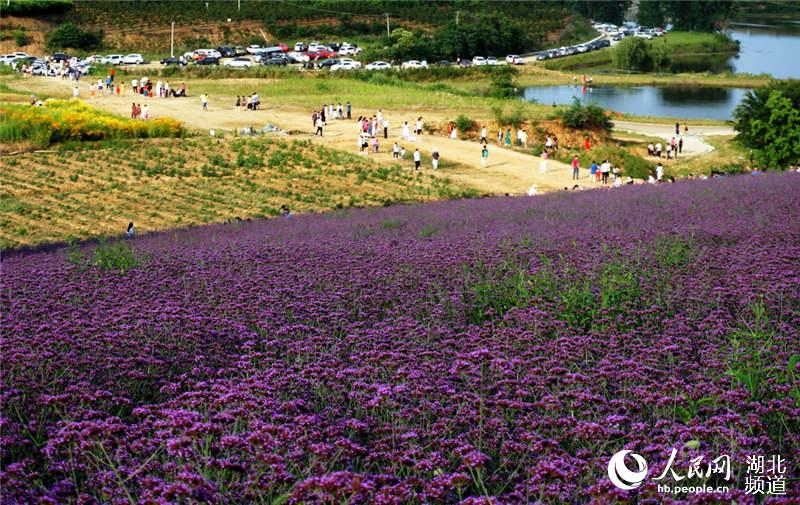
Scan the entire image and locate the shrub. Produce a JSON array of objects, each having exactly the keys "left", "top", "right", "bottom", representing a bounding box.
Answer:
[
  {"left": 2, "top": 0, "right": 72, "bottom": 15},
  {"left": 45, "top": 22, "right": 101, "bottom": 51},
  {"left": 492, "top": 105, "right": 527, "bottom": 128},
  {"left": 558, "top": 98, "right": 612, "bottom": 131},
  {"left": 454, "top": 114, "right": 476, "bottom": 133},
  {"left": 13, "top": 28, "right": 30, "bottom": 46}
]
